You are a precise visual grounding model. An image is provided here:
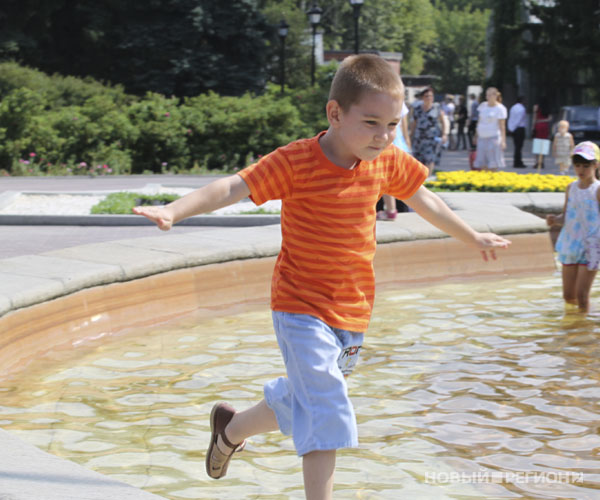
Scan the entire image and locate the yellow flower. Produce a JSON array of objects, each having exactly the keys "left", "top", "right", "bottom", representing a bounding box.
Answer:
[{"left": 425, "top": 170, "right": 574, "bottom": 192}]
